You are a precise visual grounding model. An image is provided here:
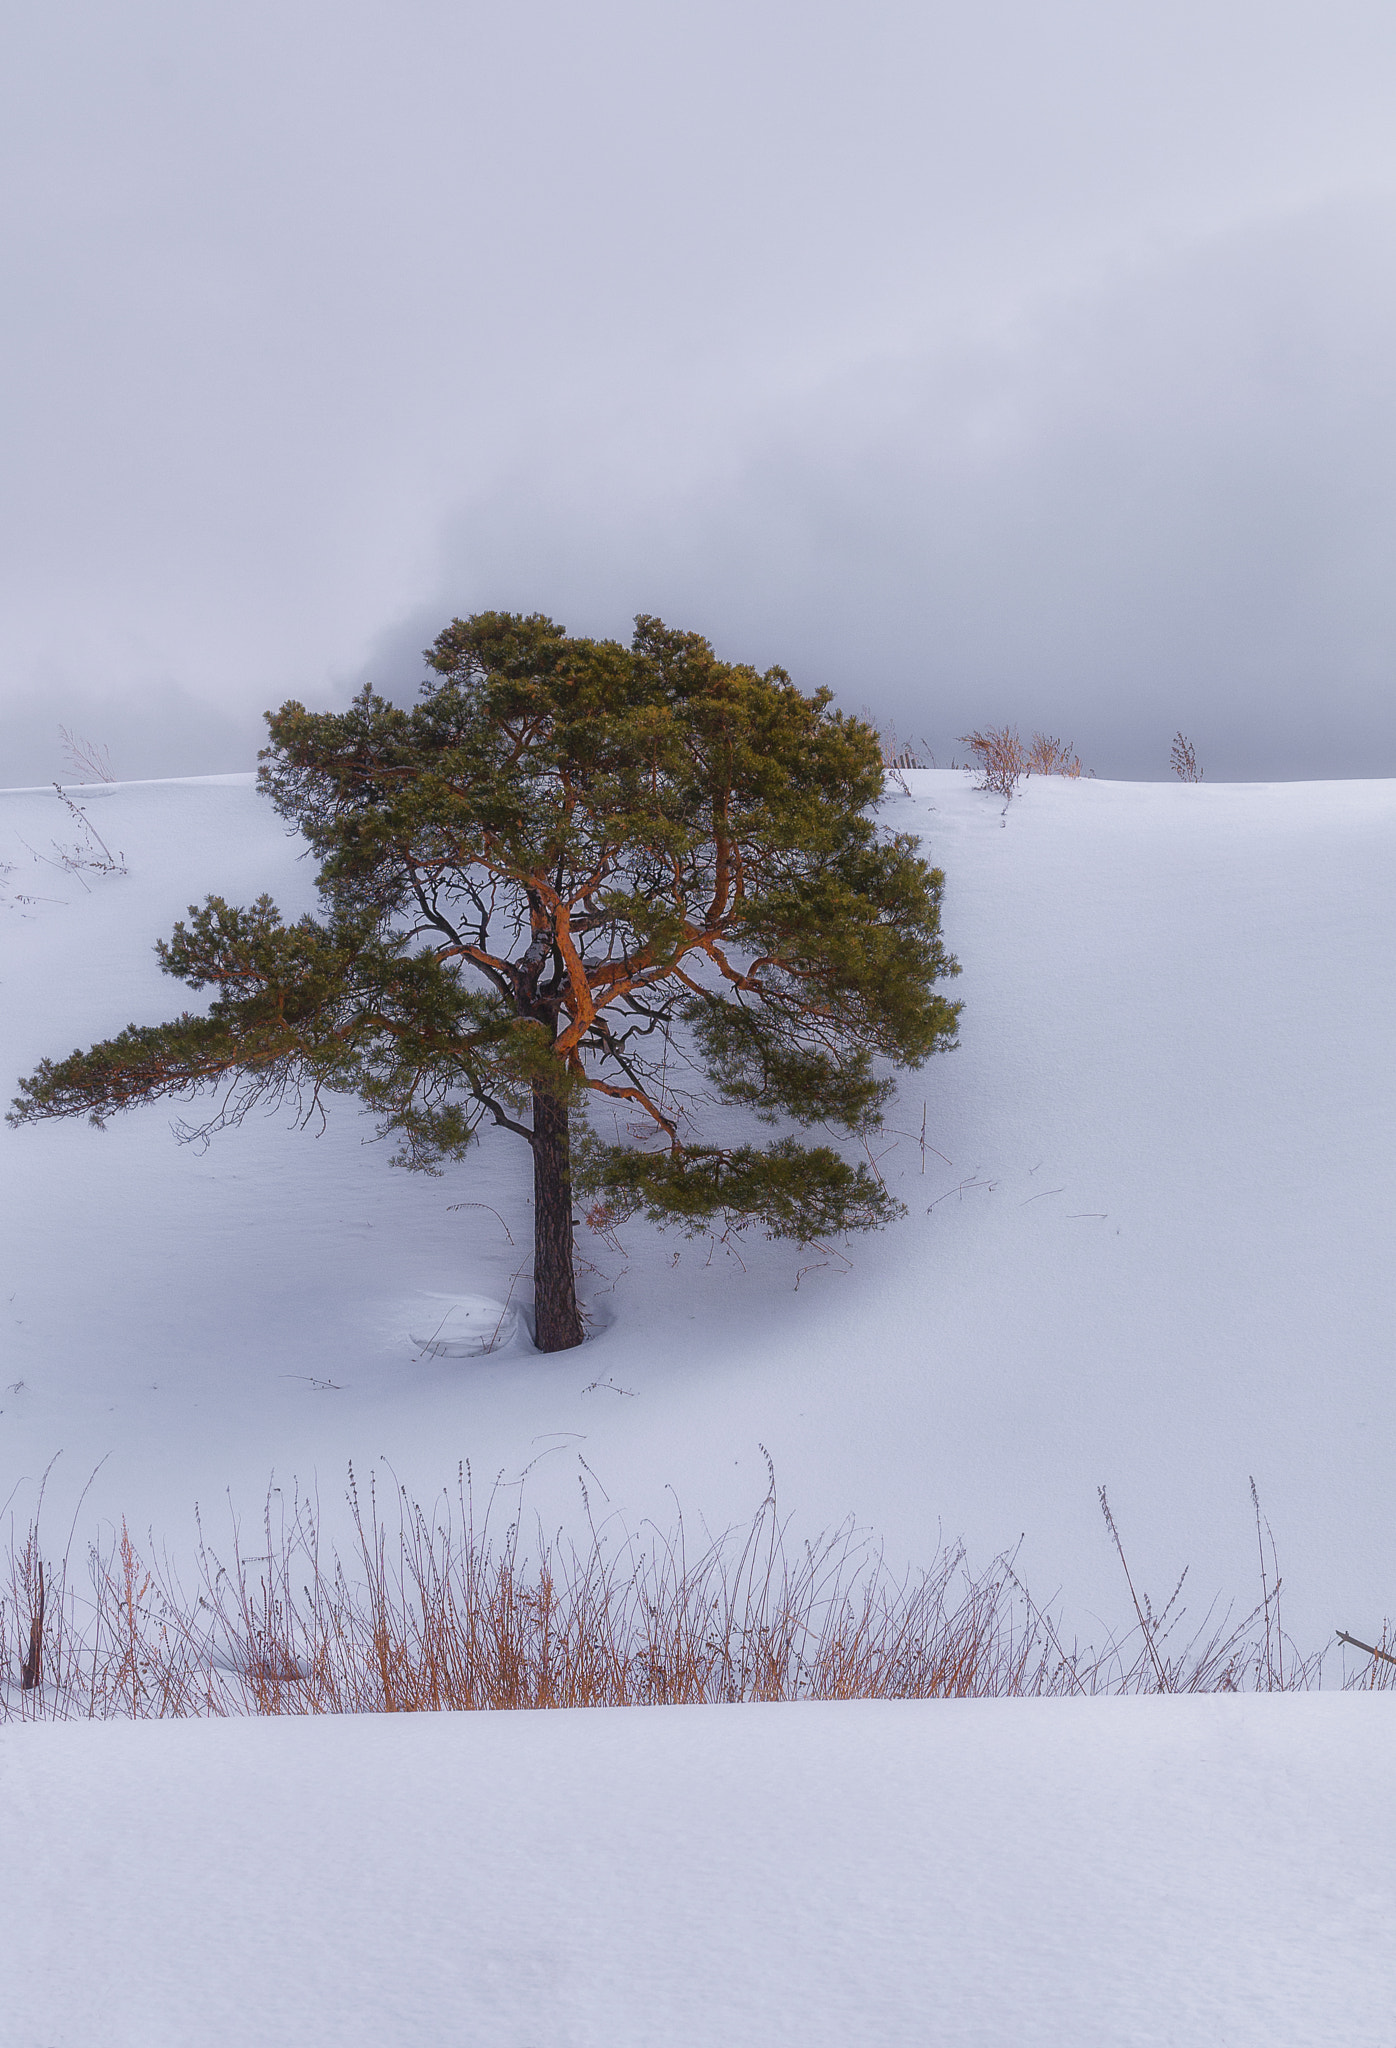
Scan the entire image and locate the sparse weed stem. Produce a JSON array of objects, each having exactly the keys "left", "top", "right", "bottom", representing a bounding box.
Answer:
[
  {"left": 17, "top": 784, "right": 128, "bottom": 894},
  {"left": 1171, "top": 732, "right": 1203, "bottom": 781},
  {"left": 1094, "top": 1483, "right": 1322, "bottom": 1694},
  {"left": 58, "top": 726, "right": 115, "bottom": 784}
]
